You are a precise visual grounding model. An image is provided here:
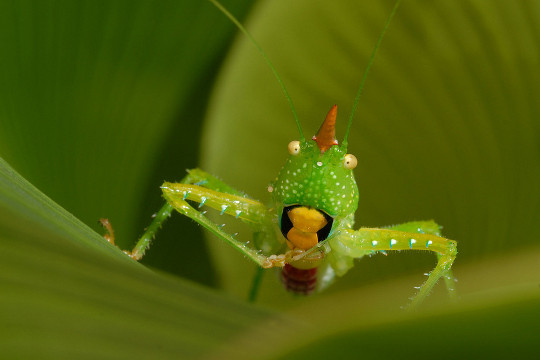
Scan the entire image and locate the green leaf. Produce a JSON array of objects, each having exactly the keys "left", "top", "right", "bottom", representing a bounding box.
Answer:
[
  {"left": 0, "top": 0, "right": 254, "bottom": 284},
  {"left": 1, "top": 0, "right": 540, "bottom": 358},
  {"left": 204, "top": 0, "right": 540, "bottom": 301},
  {"left": 2, "top": 152, "right": 538, "bottom": 358},
  {"left": 201, "top": 0, "right": 540, "bottom": 356},
  {"left": 0, "top": 156, "right": 287, "bottom": 358},
  {"left": 214, "top": 251, "right": 540, "bottom": 359}
]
